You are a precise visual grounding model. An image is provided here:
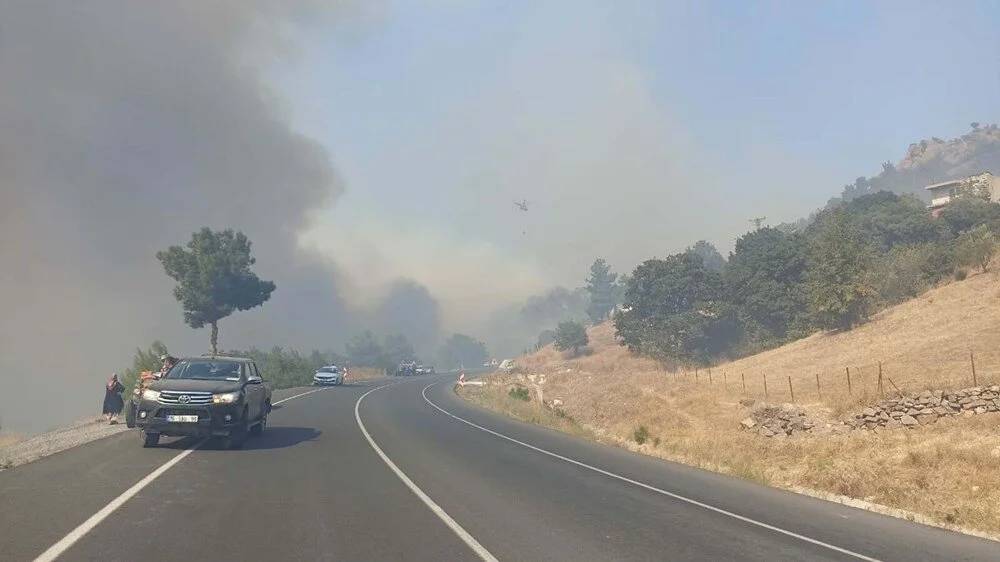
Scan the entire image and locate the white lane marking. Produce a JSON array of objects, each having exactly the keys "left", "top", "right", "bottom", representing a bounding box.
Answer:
[
  {"left": 273, "top": 387, "right": 328, "bottom": 405},
  {"left": 355, "top": 384, "right": 499, "bottom": 562},
  {"left": 33, "top": 386, "right": 329, "bottom": 562},
  {"left": 422, "top": 382, "right": 882, "bottom": 562}
]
